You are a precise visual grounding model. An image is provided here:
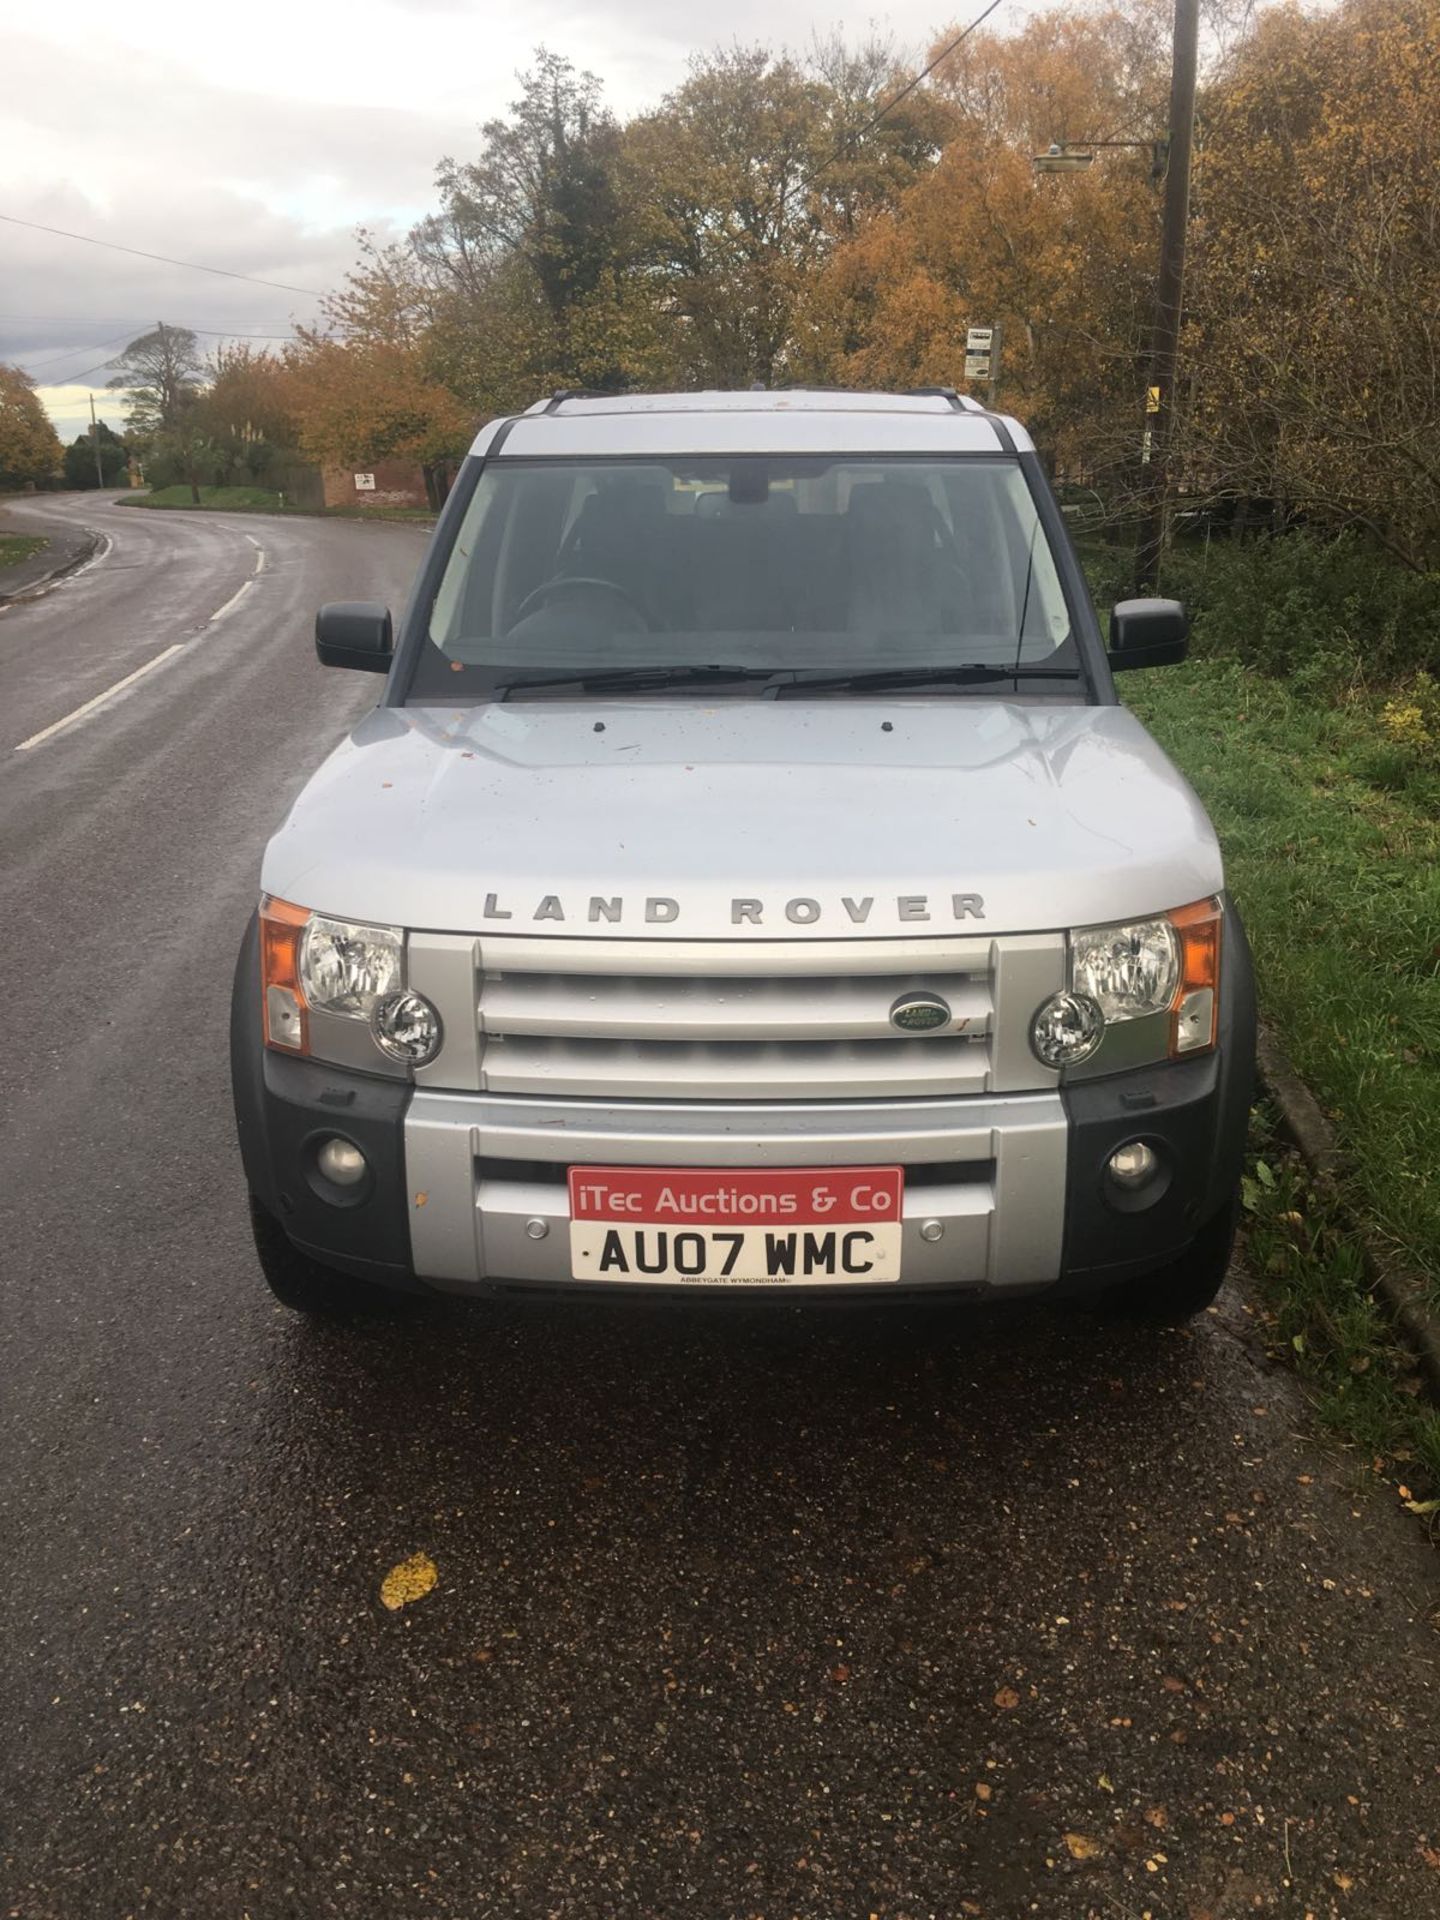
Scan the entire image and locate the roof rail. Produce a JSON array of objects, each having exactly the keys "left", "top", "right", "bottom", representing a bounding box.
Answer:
[
  {"left": 904, "top": 386, "right": 964, "bottom": 411},
  {"left": 540, "top": 388, "right": 616, "bottom": 414},
  {"left": 903, "top": 385, "right": 993, "bottom": 415}
]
